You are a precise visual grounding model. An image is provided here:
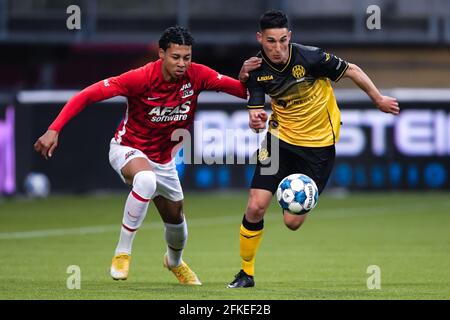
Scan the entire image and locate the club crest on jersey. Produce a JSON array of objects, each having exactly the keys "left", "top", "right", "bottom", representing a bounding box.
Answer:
[
  {"left": 148, "top": 101, "right": 191, "bottom": 122},
  {"left": 181, "top": 89, "right": 194, "bottom": 98},
  {"left": 180, "top": 83, "right": 193, "bottom": 98},
  {"left": 180, "top": 82, "right": 194, "bottom": 99},
  {"left": 292, "top": 65, "right": 305, "bottom": 79}
]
